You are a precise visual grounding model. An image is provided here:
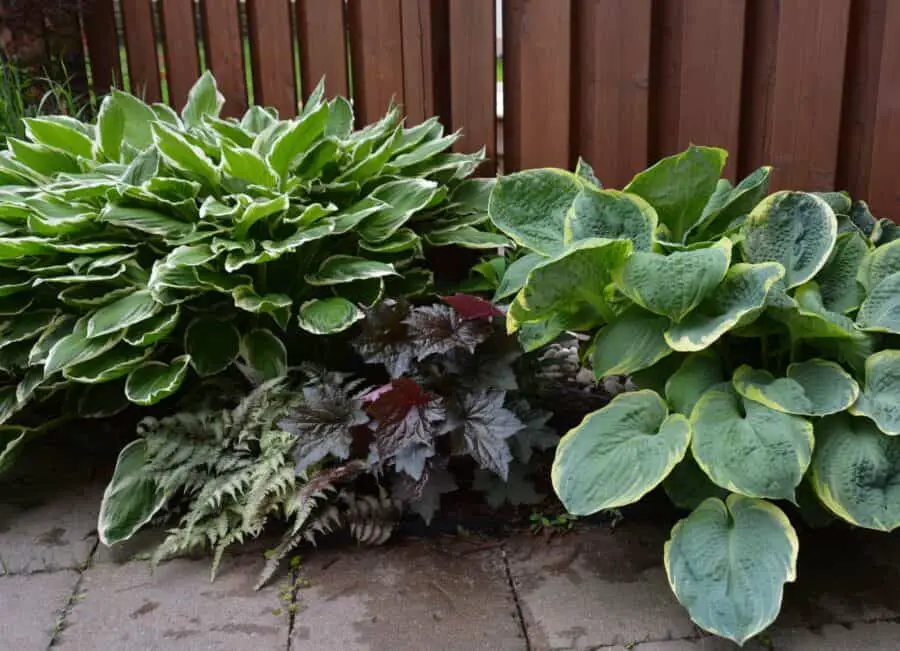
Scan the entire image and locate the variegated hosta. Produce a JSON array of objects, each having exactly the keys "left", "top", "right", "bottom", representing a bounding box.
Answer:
[
  {"left": 488, "top": 145, "right": 900, "bottom": 645},
  {"left": 0, "top": 72, "right": 508, "bottom": 466}
]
